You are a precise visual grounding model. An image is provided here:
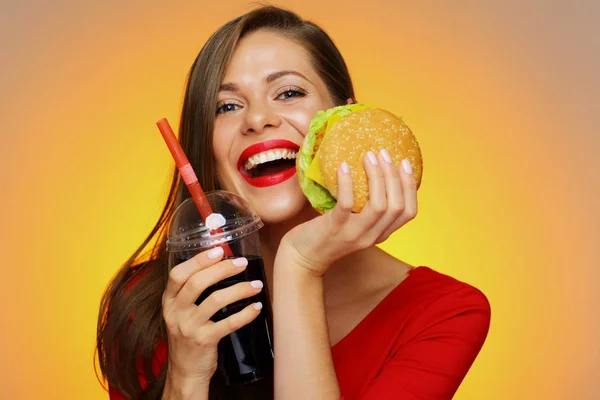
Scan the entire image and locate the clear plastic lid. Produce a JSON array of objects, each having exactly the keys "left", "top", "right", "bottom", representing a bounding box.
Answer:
[{"left": 166, "top": 191, "right": 264, "bottom": 253}]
